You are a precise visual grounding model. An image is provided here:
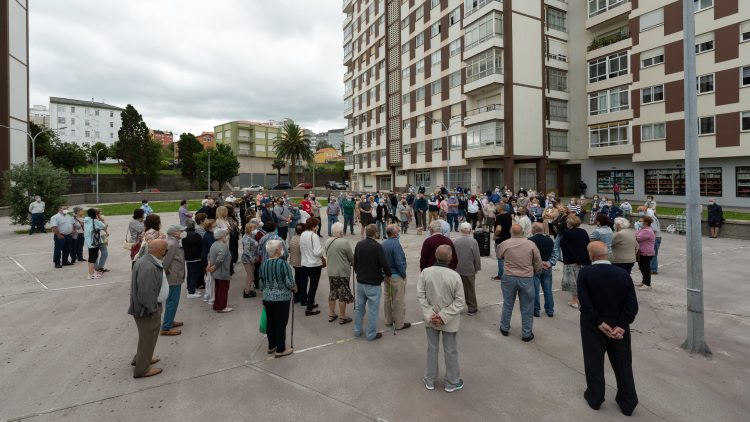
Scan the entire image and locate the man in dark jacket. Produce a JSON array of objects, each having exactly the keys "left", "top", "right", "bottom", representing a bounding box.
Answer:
[
  {"left": 420, "top": 220, "right": 457, "bottom": 270},
  {"left": 182, "top": 220, "right": 203, "bottom": 298},
  {"left": 128, "top": 239, "right": 168, "bottom": 378},
  {"left": 414, "top": 193, "right": 428, "bottom": 232},
  {"left": 528, "top": 223, "right": 556, "bottom": 317},
  {"left": 578, "top": 241, "right": 639, "bottom": 416},
  {"left": 353, "top": 224, "right": 392, "bottom": 341}
]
